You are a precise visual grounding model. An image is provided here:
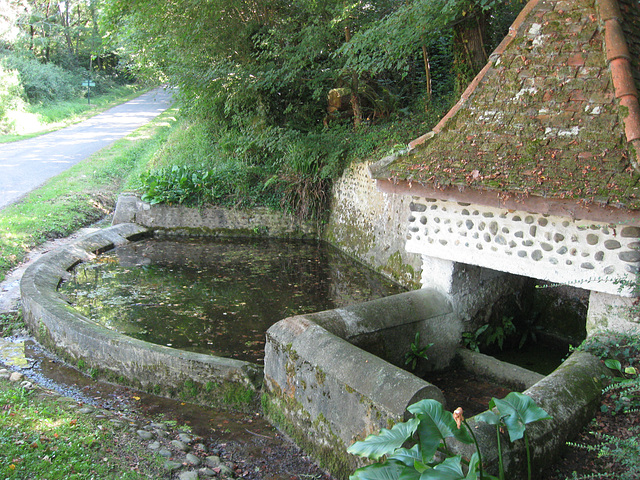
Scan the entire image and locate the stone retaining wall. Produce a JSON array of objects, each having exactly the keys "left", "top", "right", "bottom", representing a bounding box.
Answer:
[
  {"left": 323, "top": 162, "right": 422, "bottom": 288},
  {"left": 113, "top": 194, "right": 317, "bottom": 238}
]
